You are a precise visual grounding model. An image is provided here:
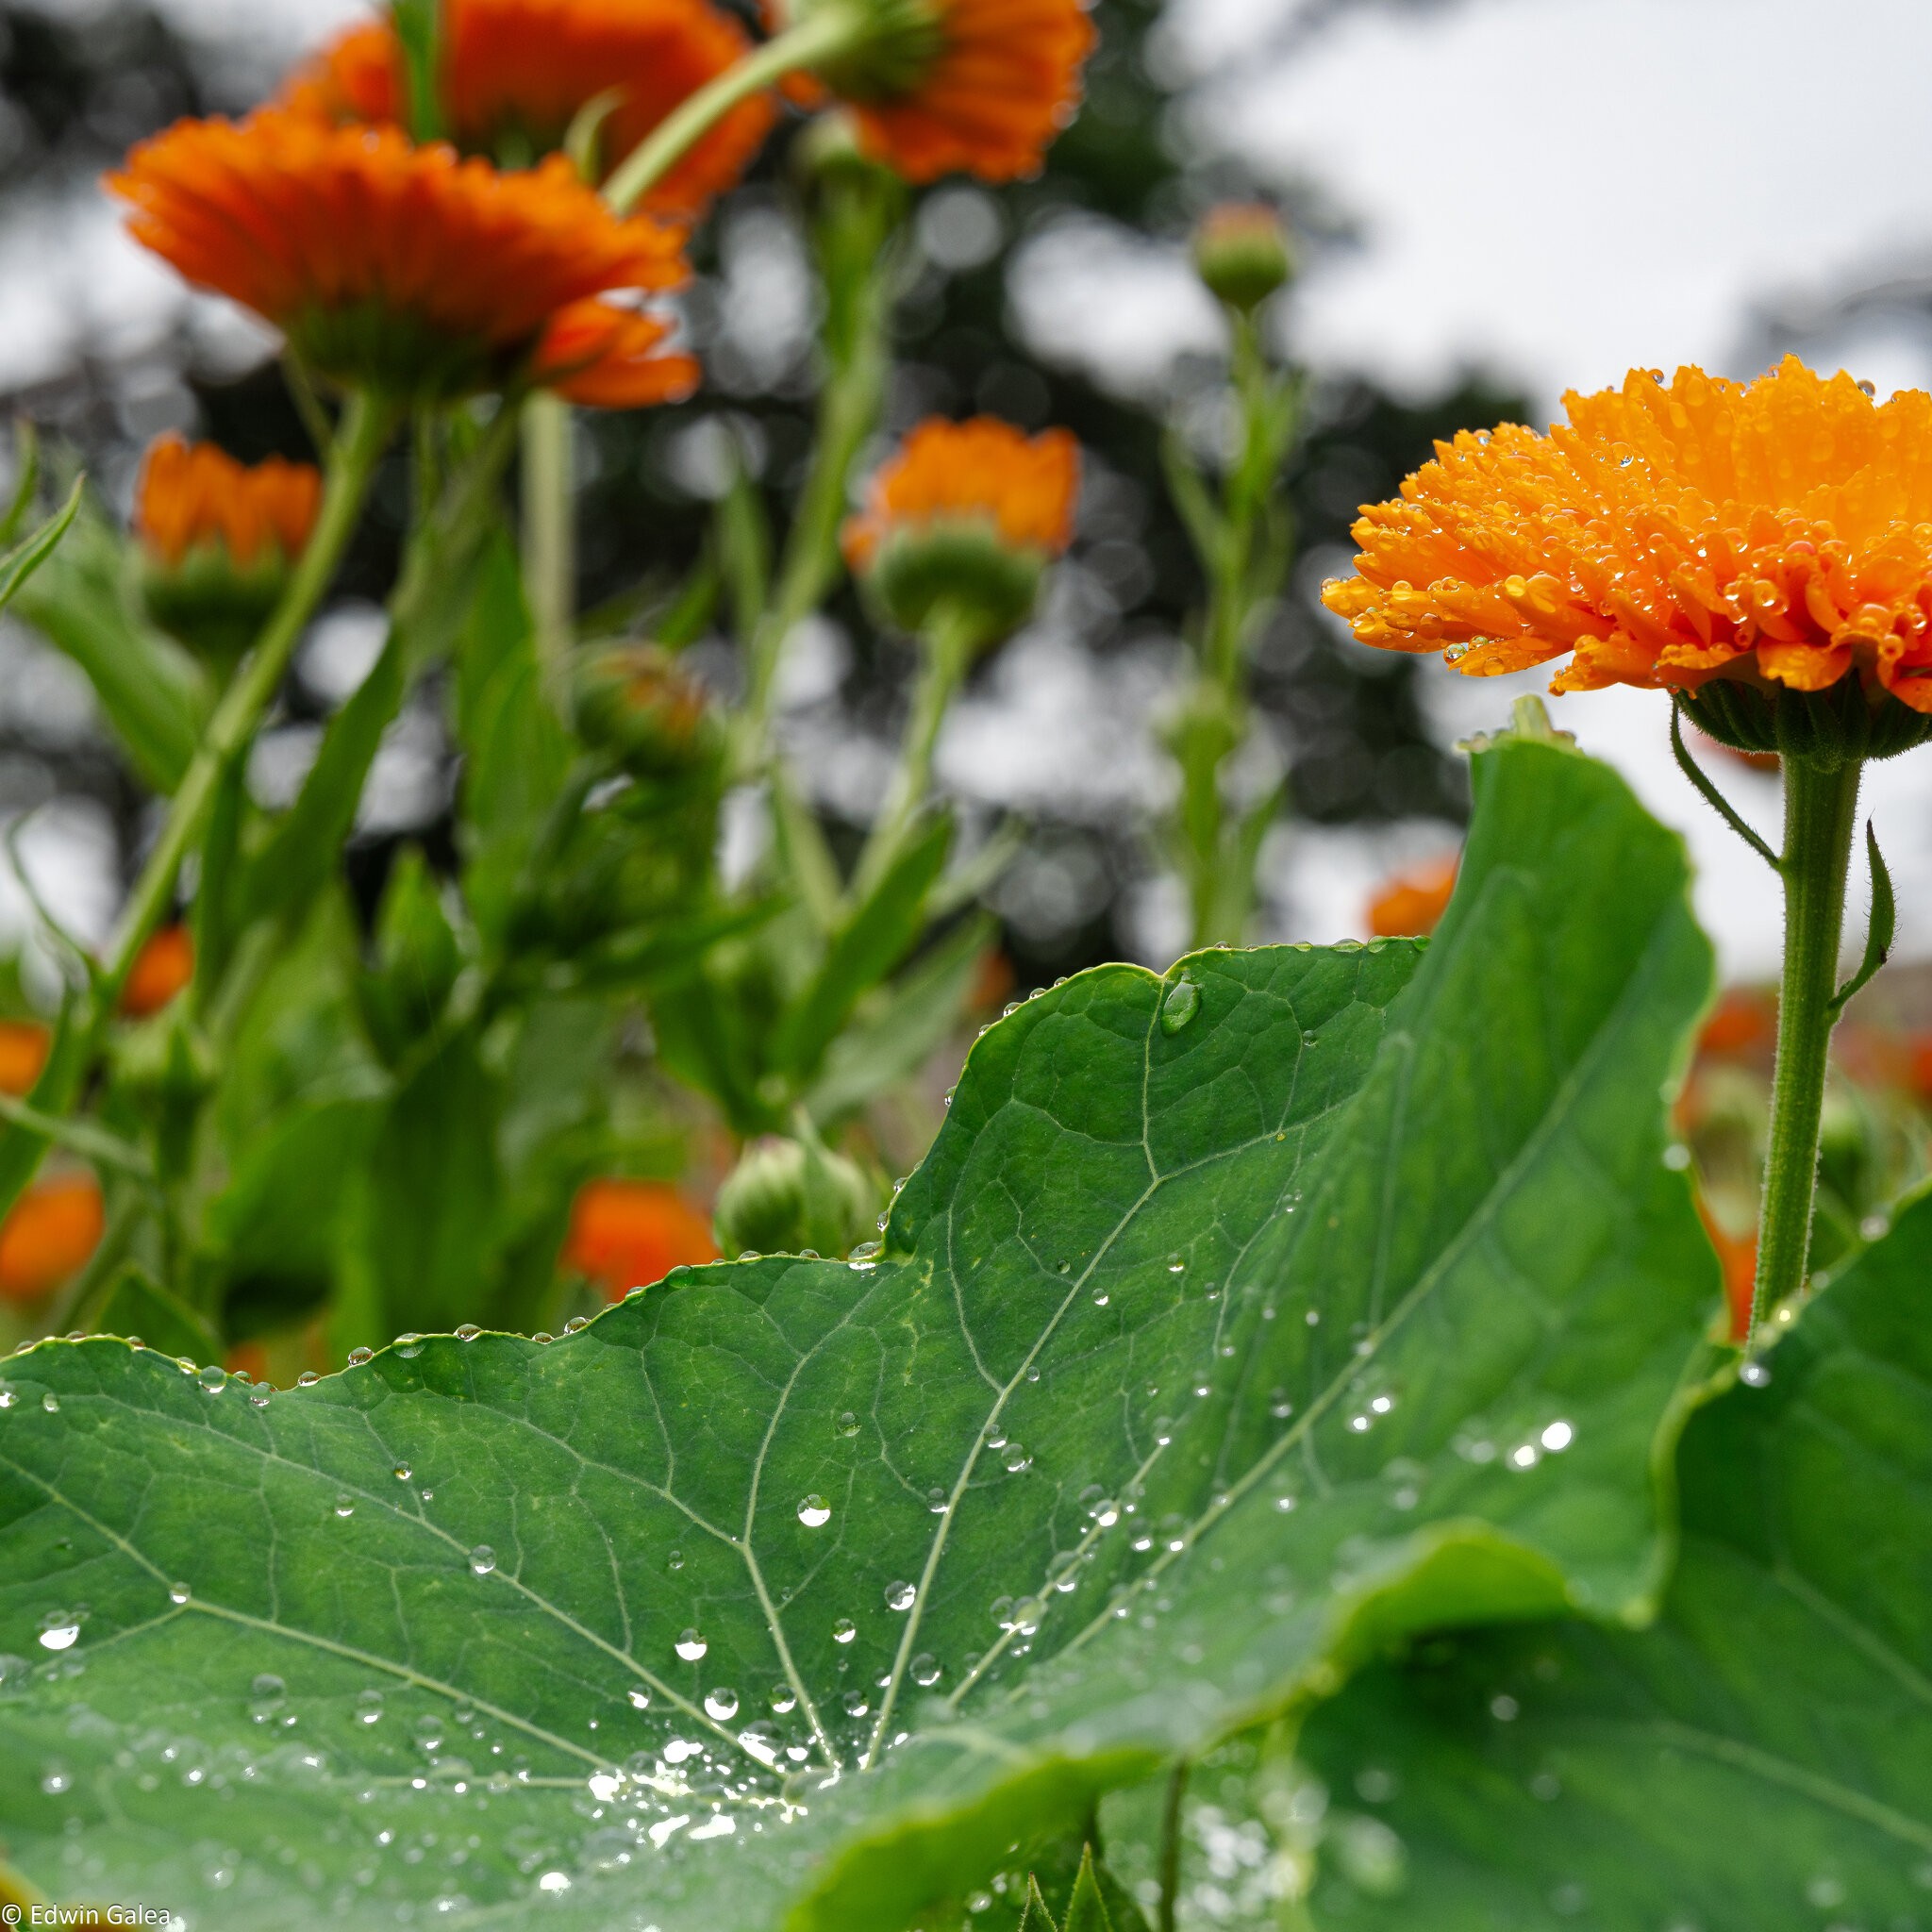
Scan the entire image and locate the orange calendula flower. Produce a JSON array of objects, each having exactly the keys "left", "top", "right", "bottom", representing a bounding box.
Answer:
[
  {"left": 1366, "top": 854, "right": 1457, "bottom": 940},
  {"left": 0, "top": 1021, "right": 50, "bottom": 1098},
  {"left": 563, "top": 1178, "right": 719, "bottom": 1298},
  {"left": 283, "top": 0, "right": 774, "bottom": 217},
  {"left": 774, "top": 0, "right": 1096, "bottom": 184},
  {"left": 109, "top": 111, "right": 691, "bottom": 405},
  {"left": 137, "top": 434, "right": 321, "bottom": 572},
  {"left": 0, "top": 1174, "right": 104, "bottom": 1305},
  {"left": 1323, "top": 358, "right": 1932, "bottom": 715},
  {"left": 844, "top": 415, "right": 1079, "bottom": 644},
  {"left": 844, "top": 416, "right": 1079, "bottom": 569},
  {"left": 123, "top": 926, "right": 194, "bottom": 1018}
]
